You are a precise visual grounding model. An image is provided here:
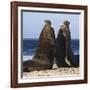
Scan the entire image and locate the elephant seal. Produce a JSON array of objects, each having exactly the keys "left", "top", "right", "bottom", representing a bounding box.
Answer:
[
  {"left": 56, "top": 20, "right": 74, "bottom": 67},
  {"left": 23, "top": 20, "right": 55, "bottom": 72}
]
